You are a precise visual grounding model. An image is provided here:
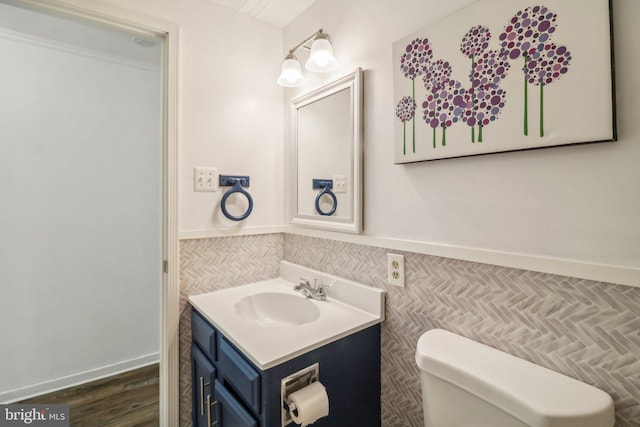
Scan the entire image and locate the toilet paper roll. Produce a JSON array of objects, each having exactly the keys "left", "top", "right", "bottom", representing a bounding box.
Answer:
[{"left": 288, "top": 381, "right": 329, "bottom": 426}]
